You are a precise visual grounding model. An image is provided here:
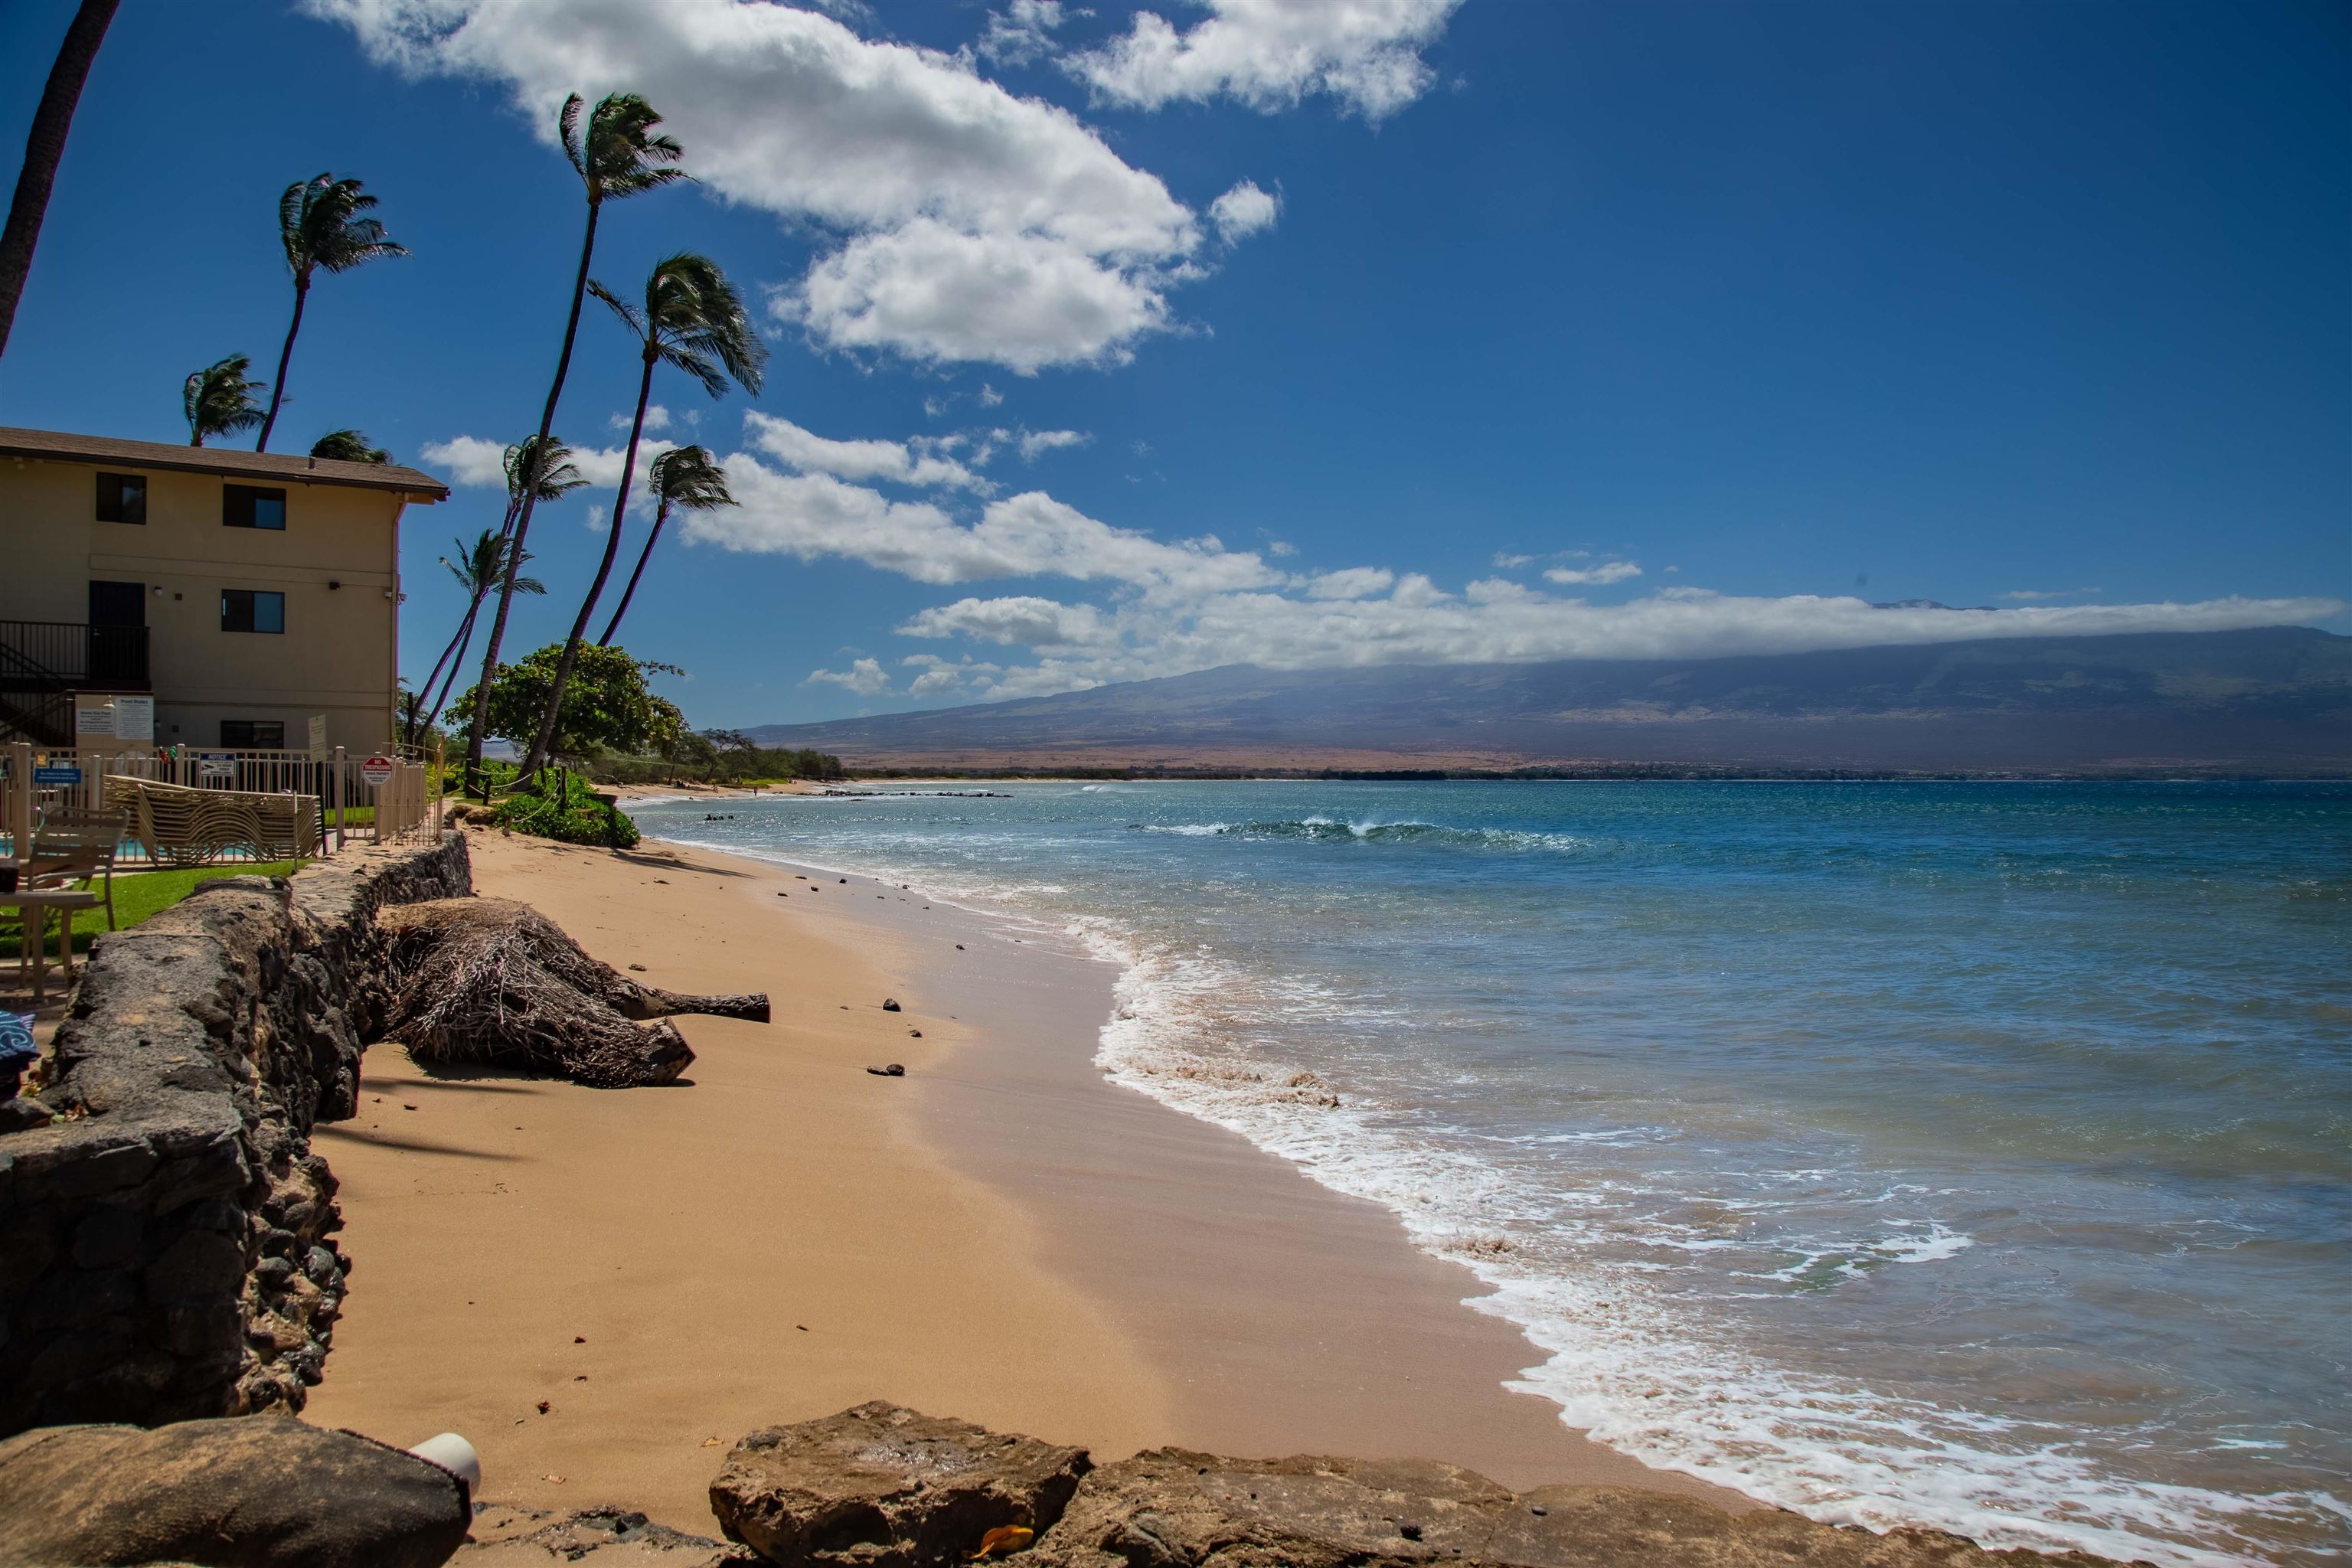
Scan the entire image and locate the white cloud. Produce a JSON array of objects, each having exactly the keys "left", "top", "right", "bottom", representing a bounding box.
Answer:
[
  {"left": 1305, "top": 566, "right": 1395, "bottom": 600},
  {"left": 902, "top": 652, "right": 1005, "bottom": 697},
  {"left": 978, "top": 0, "right": 1073, "bottom": 66},
  {"left": 743, "top": 410, "right": 986, "bottom": 490},
  {"left": 1068, "top": 0, "right": 1462, "bottom": 119},
  {"left": 1266, "top": 538, "right": 1296, "bottom": 557},
  {"left": 2002, "top": 587, "right": 2101, "bottom": 602},
  {"left": 612, "top": 404, "right": 671, "bottom": 433},
  {"left": 897, "top": 596, "right": 1115, "bottom": 647},
  {"left": 310, "top": 0, "right": 1215, "bottom": 371},
  {"left": 1208, "top": 179, "right": 1278, "bottom": 244},
  {"left": 1490, "top": 551, "right": 1534, "bottom": 569},
  {"left": 978, "top": 383, "right": 1006, "bottom": 408},
  {"left": 681, "top": 456, "right": 1286, "bottom": 597},
  {"left": 805, "top": 657, "right": 891, "bottom": 695},
  {"left": 419, "top": 435, "right": 509, "bottom": 489},
  {"left": 1018, "top": 428, "right": 1091, "bottom": 461},
  {"left": 1544, "top": 560, "right": 1643, "bottom": 586}
]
